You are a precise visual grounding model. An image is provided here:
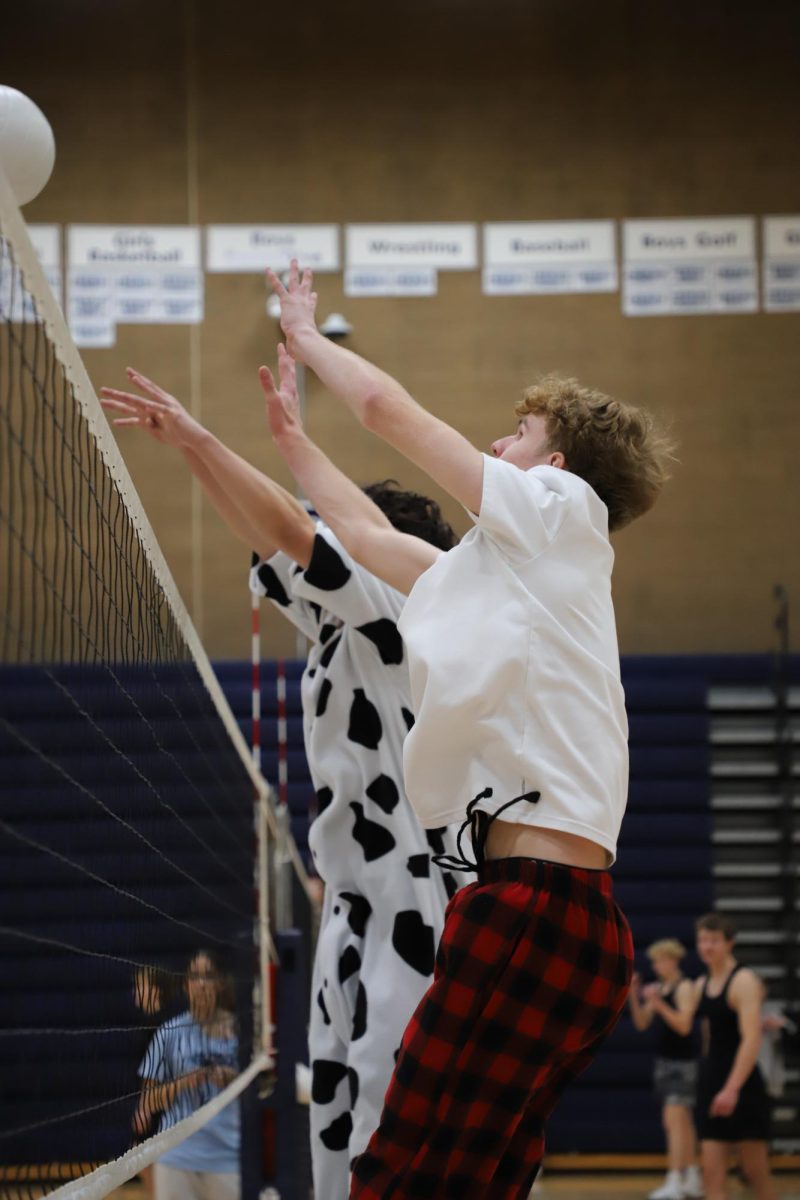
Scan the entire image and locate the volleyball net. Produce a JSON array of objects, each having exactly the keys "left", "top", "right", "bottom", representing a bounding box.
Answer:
[{"left": 0, "top": 166, "right": 314, "bottom": 1198}]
